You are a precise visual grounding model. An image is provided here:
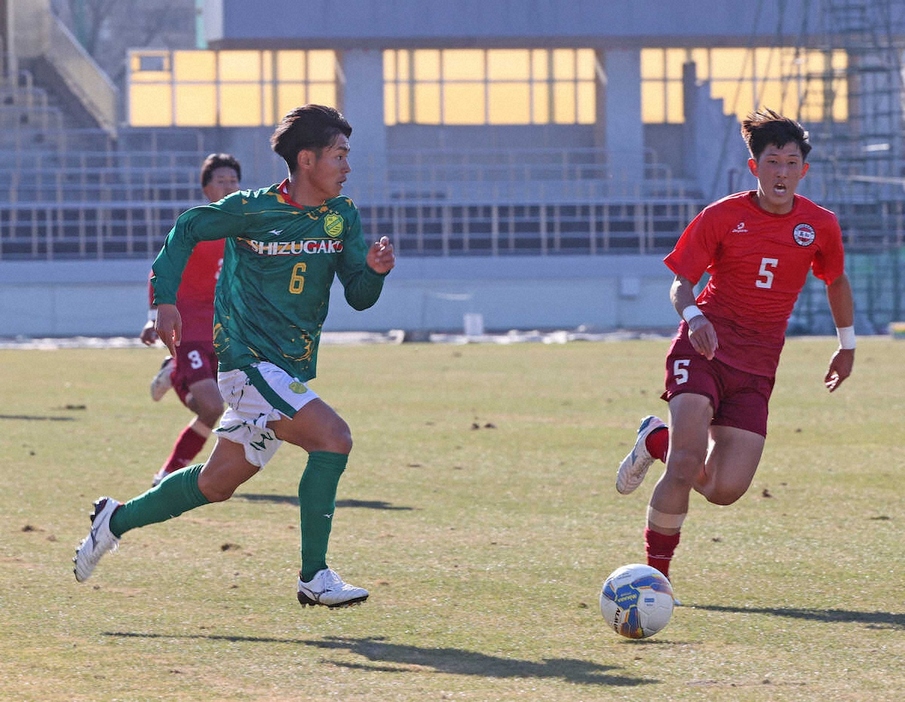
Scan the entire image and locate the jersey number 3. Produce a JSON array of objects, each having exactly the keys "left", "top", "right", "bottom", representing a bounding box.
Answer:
[{"left": 756, "top": 257, "right": 778, "bottom": 289}]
